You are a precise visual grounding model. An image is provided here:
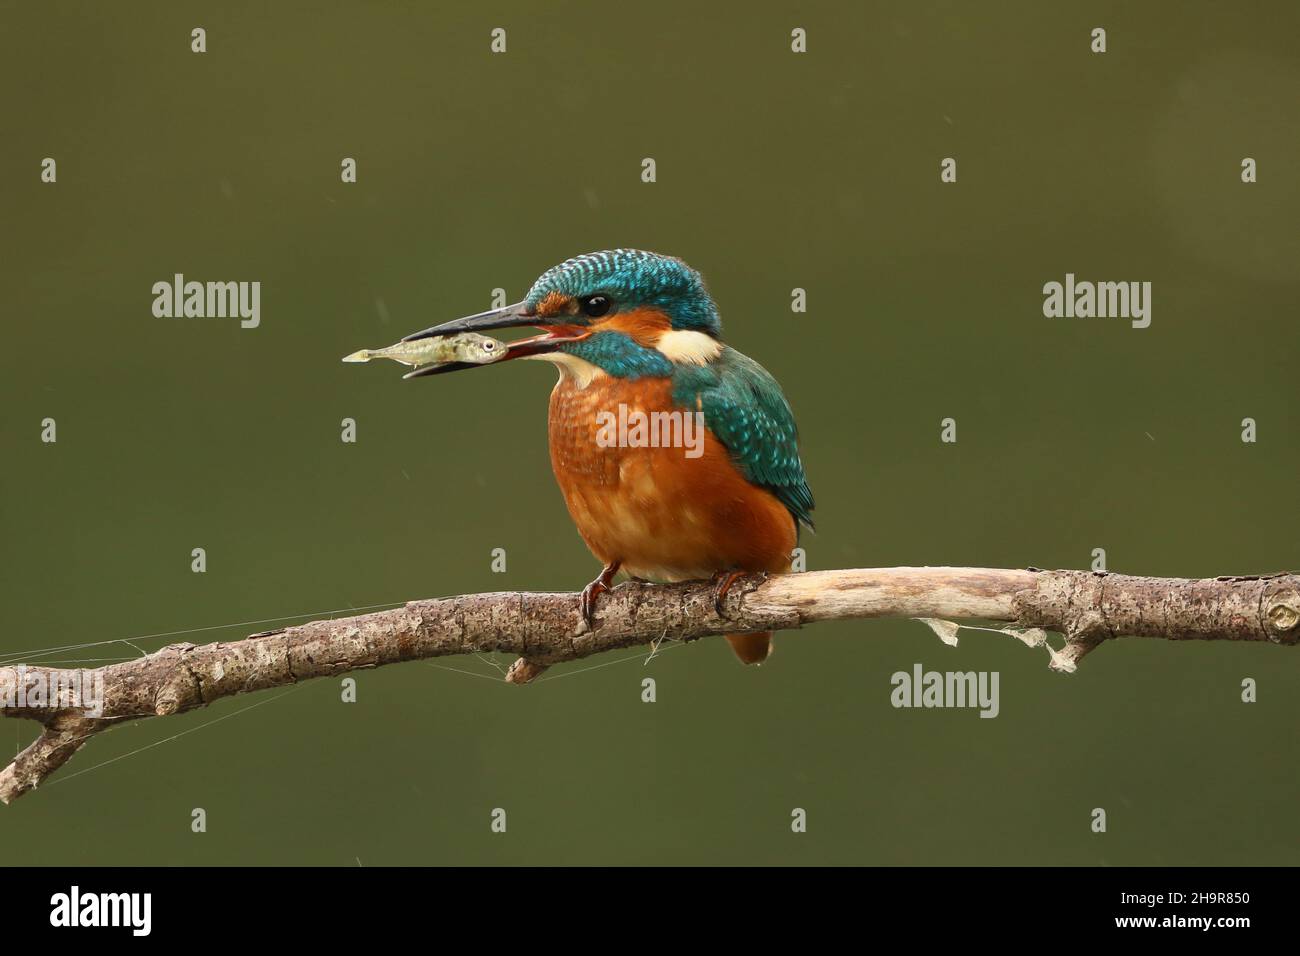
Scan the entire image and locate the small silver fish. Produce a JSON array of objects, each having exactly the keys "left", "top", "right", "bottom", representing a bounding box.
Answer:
[{"left": 342, "top": 332, "right": 507, "bottom": 368}]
